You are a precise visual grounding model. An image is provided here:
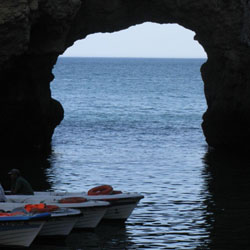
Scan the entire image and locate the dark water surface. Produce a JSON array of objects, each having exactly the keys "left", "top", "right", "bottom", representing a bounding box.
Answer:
[{"left": 2, "top": 58, "right": 250, "bottom": 249}]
